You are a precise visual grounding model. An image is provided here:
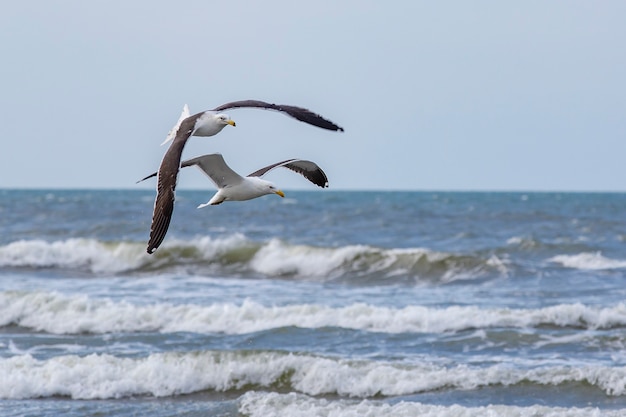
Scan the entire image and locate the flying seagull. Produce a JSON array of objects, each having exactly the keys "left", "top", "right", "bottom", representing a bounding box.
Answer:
[
  {"left": 139, "top": 152, "right": 328, "bottom": 208},
  {"left": 146, "top": 100, "right": 343, "bottom": 254}
]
